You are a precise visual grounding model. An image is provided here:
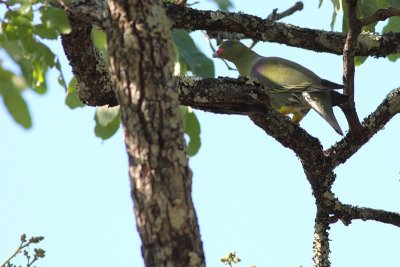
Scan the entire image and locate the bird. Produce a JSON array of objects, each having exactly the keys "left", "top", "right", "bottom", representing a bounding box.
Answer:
[{"left": 212, "top": 40, "right": 347, "bottom": 135}]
